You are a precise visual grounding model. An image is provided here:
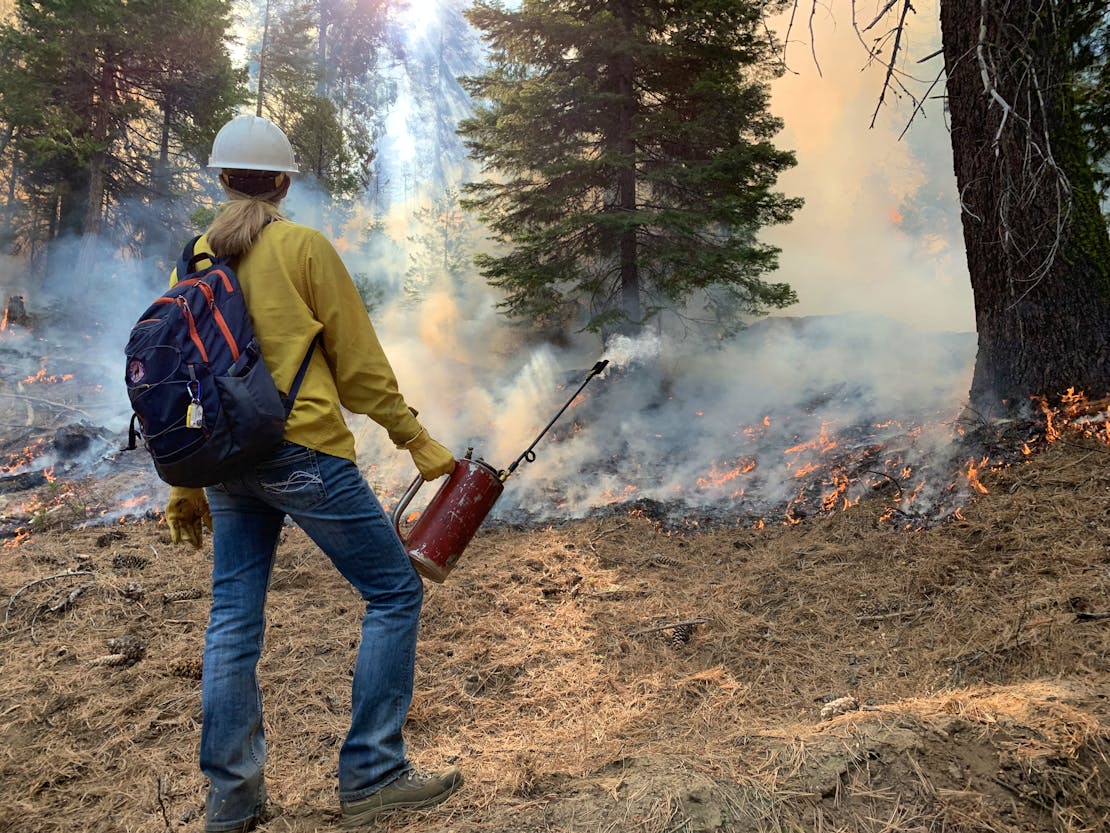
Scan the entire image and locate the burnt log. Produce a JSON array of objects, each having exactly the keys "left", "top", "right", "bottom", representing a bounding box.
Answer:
[
  {"left": 53, "top": 423, "right": 100, "bottom": 457},
  {"left": 0, "top": 469, "right": 47, "bottom": 493},
  {"left": 3, "top": 295, "right": 28, "bottom": 326}
]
